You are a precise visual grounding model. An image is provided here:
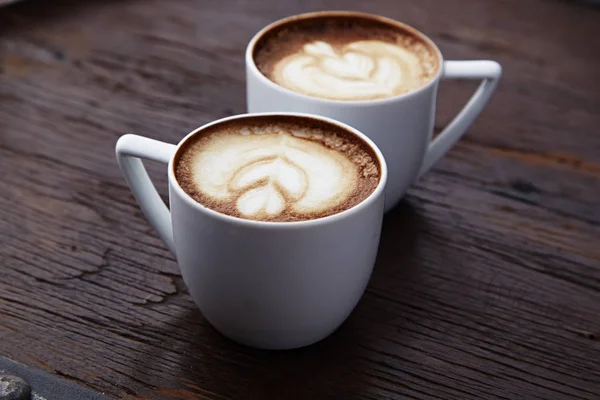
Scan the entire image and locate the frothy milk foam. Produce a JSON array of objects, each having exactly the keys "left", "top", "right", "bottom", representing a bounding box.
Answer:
[
  {"left": 175, "top": 117, "right": 380, "bottom": 222},
  {"left": 254, "top": 14, "right": 439, "bottom": 101}
]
